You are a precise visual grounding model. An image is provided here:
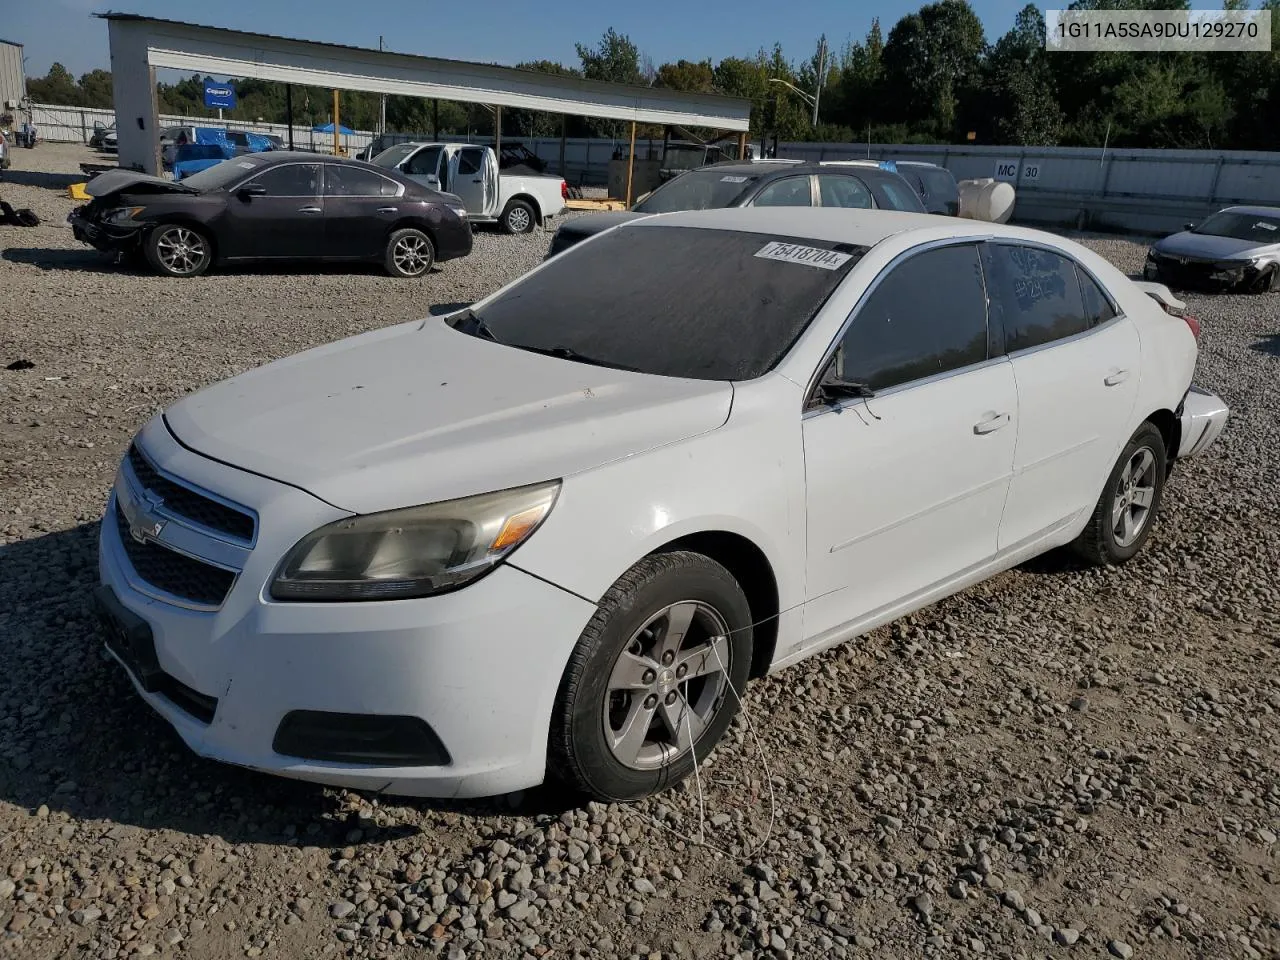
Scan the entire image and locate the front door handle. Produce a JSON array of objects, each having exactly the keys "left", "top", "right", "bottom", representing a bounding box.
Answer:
[
  {"left": 973, "top": 412, "right": 1011, "bottom": 435},
  {"left": 472, "top": 178, "right": 483, "bottom": 183},
  {"left": 377, "top": 206, "right": 398, "bottom": 213},
  {"left": 1104, "top": 369, "right": 1131, "bottom": 387},
  {"left": 297, "top": 205, "right": 322, "bottom": 214}
]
